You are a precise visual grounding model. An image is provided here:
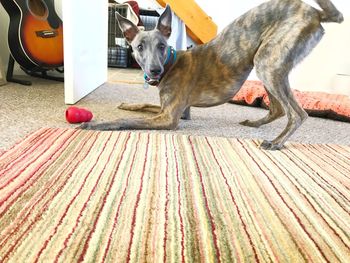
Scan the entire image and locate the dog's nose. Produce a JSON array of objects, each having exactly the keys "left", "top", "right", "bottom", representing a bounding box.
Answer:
[{"left": 150, "top": 68, "right": 161, "bottom": 76}]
